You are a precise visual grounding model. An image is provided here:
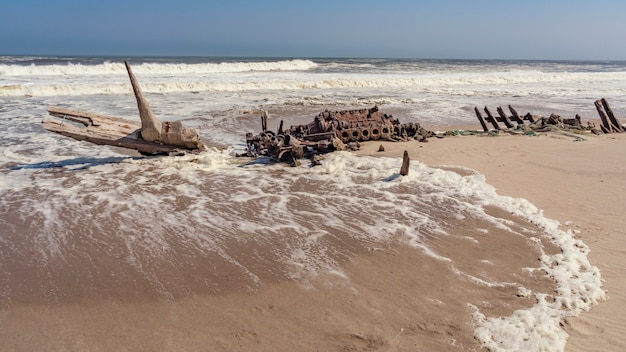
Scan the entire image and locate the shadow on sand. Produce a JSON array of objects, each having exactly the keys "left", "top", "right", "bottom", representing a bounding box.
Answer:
[{"left": 8, "top": 156, "right": 145, "bottom": 171}]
